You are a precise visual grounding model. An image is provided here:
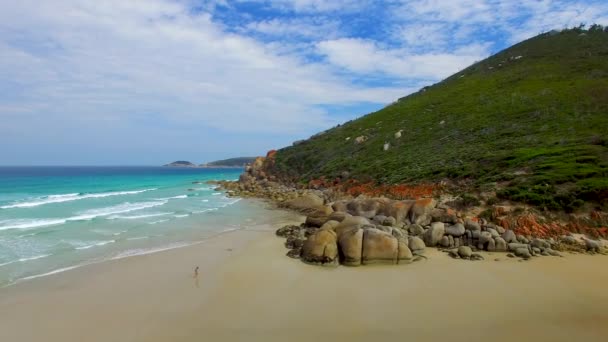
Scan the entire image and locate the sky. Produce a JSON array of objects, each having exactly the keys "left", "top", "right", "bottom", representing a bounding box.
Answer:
[{"left": 1, "top": 0, "right": 607, "bottom": 165}]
